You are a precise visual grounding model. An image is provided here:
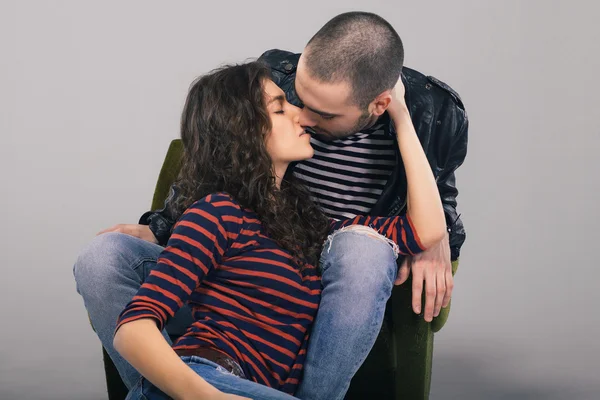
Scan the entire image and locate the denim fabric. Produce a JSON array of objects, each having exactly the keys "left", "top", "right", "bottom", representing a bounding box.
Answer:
[
  {"left": 126, "top": 356, "right": 298, "bottom": 400},
  {"left": 295, "top": 228, "right": 399, "bottom": 400}
]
